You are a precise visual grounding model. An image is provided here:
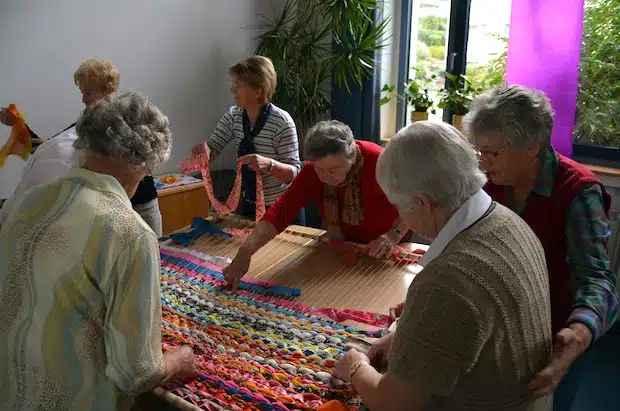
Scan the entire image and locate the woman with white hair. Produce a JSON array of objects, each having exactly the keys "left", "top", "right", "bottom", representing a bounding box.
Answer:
[
  {"left": 464, "top": 85, "right": 617, "bottom": 411},
  {"left": 0, "top": 91, "right": 197, "bottom": 410},
  {"left": 223, "top": 120, "right": 409, "bottom": 290},
  {"left": 333, "top": 121, "right": 553, "bottom": 411}
]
